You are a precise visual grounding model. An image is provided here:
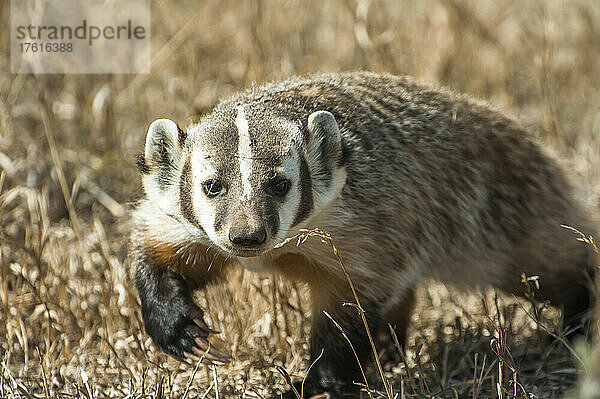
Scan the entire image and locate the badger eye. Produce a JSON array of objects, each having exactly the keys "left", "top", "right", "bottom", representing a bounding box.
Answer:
[
  {"left": 202, "top": 179, "right": 223, "bottom": 197},
  {"left": 267, "top": 178, "right": 290, "bottom": 197}
]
